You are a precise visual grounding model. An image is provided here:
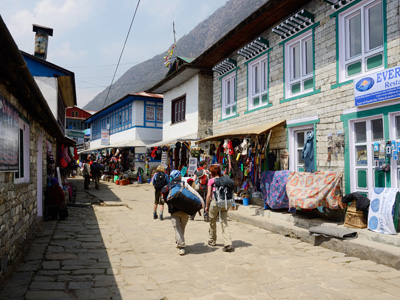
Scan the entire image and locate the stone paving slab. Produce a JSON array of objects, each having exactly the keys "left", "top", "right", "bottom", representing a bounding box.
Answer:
[{"left": 1, "top": 178, "right": 400, "bottom": 299}]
